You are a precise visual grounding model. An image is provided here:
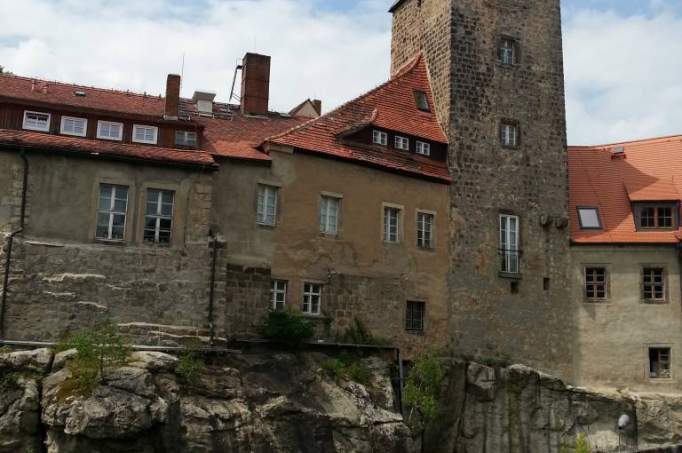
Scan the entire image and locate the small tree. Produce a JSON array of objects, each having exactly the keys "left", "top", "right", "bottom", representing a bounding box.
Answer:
[
  {"left": 259, "top": 310, "right": 314, "bottom": 348},
  {"left": 403, "top": 350, "right": 444, "bottom": 445}
]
